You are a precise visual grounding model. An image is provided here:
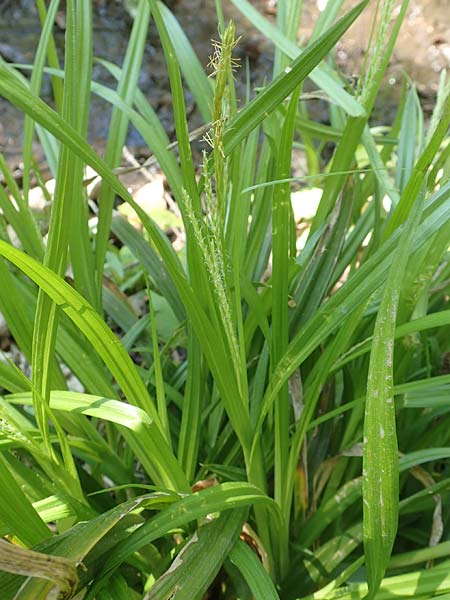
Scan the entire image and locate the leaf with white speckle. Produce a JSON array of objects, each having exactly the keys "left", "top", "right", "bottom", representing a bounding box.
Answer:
[
  {"left": 145, "top": 509, "right": 246, "bottom": 600},
  {"left": 363, "top": 191, "right": 425, "bottom": 596}
]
